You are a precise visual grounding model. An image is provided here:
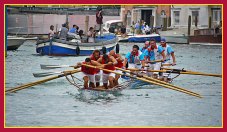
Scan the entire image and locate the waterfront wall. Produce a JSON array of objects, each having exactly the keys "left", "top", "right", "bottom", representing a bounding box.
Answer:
[{"left": 7, "top": 14, "right": 120, "bottom": 34}]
